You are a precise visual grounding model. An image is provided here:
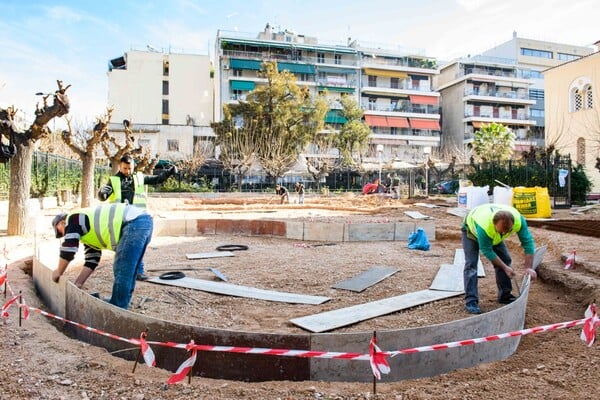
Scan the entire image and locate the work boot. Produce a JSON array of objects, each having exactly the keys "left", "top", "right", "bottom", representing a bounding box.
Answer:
[
  {"left": 465, "top": 302, "right": 482, "bottom": 314},
  {"left": 499, "top": 294, "right": 518, "bottom": 304},
  {"left": 136, "top": 273, "right": 149, "bottom": 281}
]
